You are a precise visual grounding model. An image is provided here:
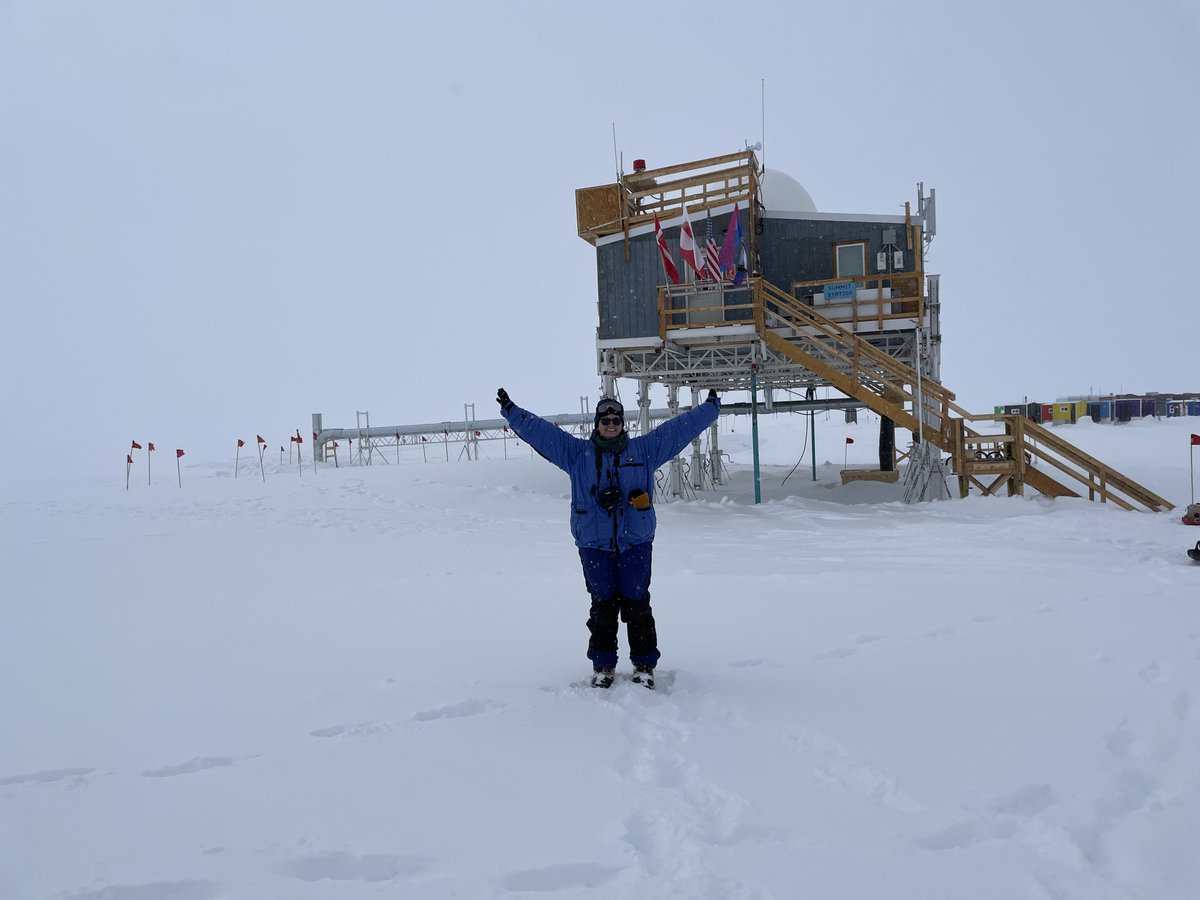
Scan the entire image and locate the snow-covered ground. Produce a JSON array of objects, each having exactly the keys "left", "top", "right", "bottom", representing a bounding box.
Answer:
[{"left": 3, "top": 412, "right": 1199, "bottom": 900}]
